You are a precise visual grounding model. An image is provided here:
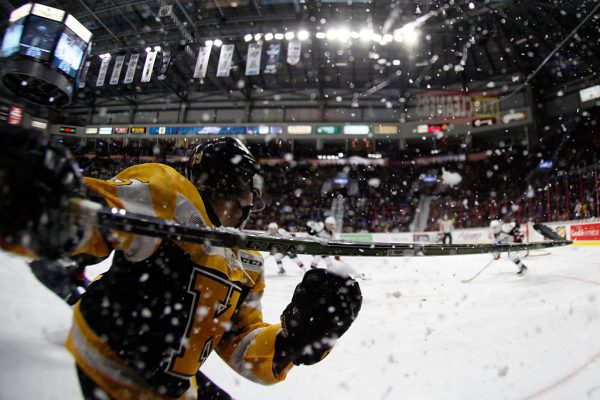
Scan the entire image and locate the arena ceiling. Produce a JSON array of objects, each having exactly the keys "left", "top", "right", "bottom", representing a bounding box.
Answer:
[{"left": 1, "top": 0, "right": 599, "bottom": 109}]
